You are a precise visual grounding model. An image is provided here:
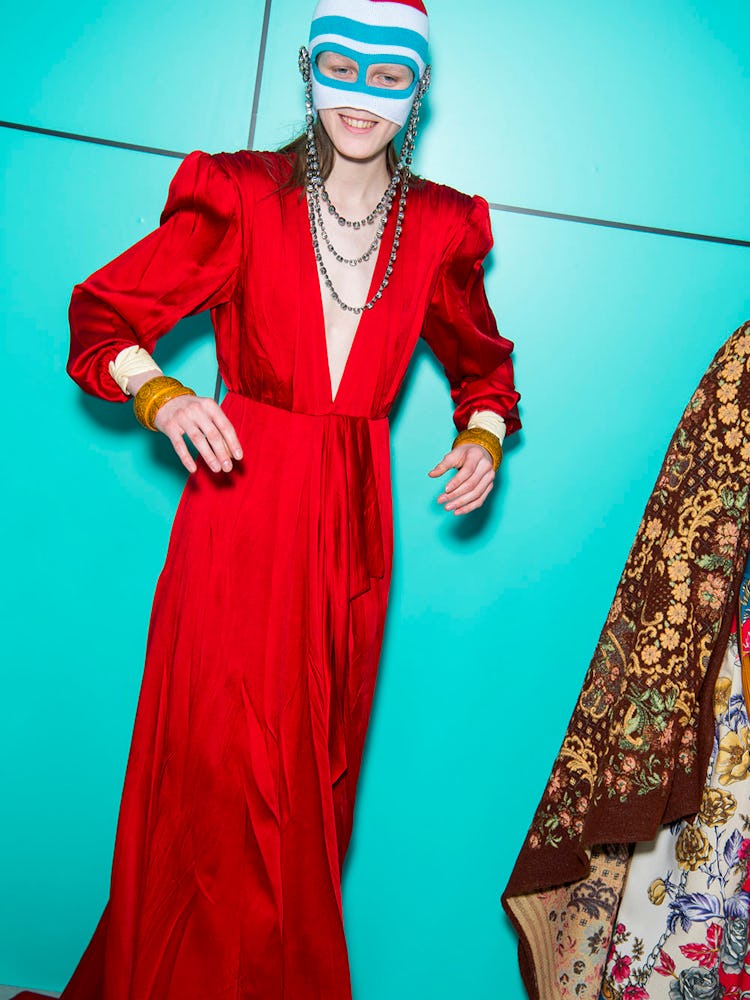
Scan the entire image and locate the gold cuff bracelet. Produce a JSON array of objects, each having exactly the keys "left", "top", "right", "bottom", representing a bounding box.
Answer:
[
  {"left": 452, "top": 427, "right": 503, "bottom": 471},
  {"left": 133, "top": 376, "right": 196, "bottom": 431}
]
